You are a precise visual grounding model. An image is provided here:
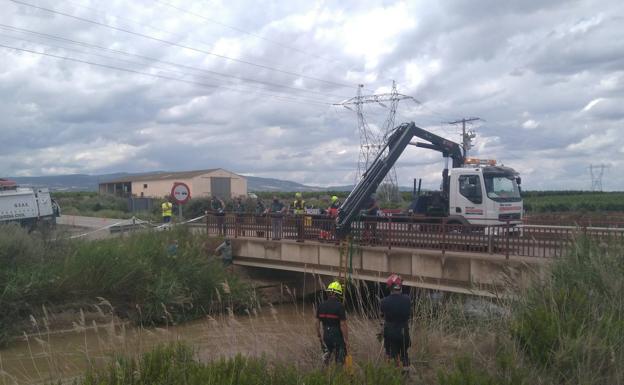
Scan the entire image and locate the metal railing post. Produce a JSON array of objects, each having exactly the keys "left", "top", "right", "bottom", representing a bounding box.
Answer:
[
  {"left": 387, "top": 216, "right": 392, "bottom": 250},
  {"left": 441, "top": 218, "right": 446, "bottom": 256},
  {"left": 505, "top": 220, "right": 510, "bottom": 259}
]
